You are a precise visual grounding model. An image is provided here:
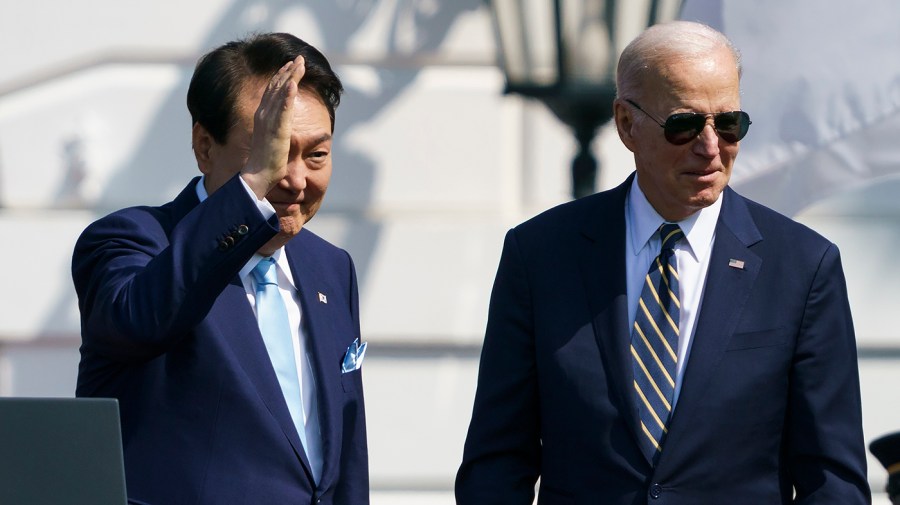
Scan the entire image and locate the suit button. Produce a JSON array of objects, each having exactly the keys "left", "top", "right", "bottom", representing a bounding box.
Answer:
[
  {"left": 650, "top": 483, "right": 662, "bottom": 499},
  {"left": 237, "top": 224, "right": 249, "bottom": 235},
  {"left": 217, "top": 236, "right": 234, "bottom": 250}
]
